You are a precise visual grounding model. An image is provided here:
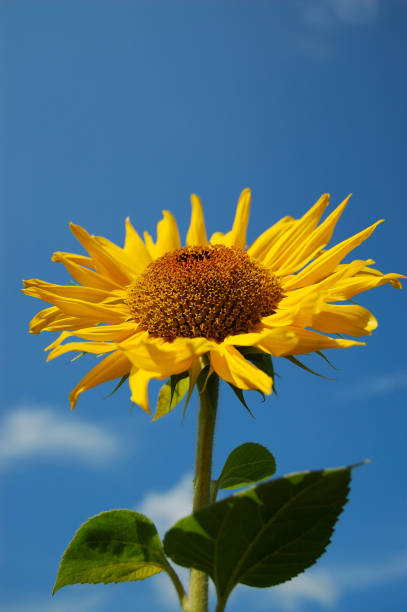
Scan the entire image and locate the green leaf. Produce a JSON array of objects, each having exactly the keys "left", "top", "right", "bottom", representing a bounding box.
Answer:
[
  {"left": 239, "top": 348, "right": 275, "bottom": 378},
  {"left": 238, "top": 348, "right": 278, "bottom": 394},
  {"left": 316, "top": 350, "right": 338, "bottom": 370},
  {"left": 105, "top": 374, "right": 129, "bottom": 399},
  {"left": 227, "top": 384, "right": 254, "bottom": 417},
  {"left": 53, "top": 510, "right": 169, "bottom": 594},
  {"left": 217, "top": 442, "right": 276, "bottom": 490},
  {"left": 154, "top": 373, "right": 190, "bottom": 420},
  {"left": 285, "top": 355, "right": 334, "bottom": 380},
  {"left": 182, "top": 359, "right": 202, "bottom": 421},
  {"left": 164, "top": 464, "right": 359, "bottom": 608}
]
